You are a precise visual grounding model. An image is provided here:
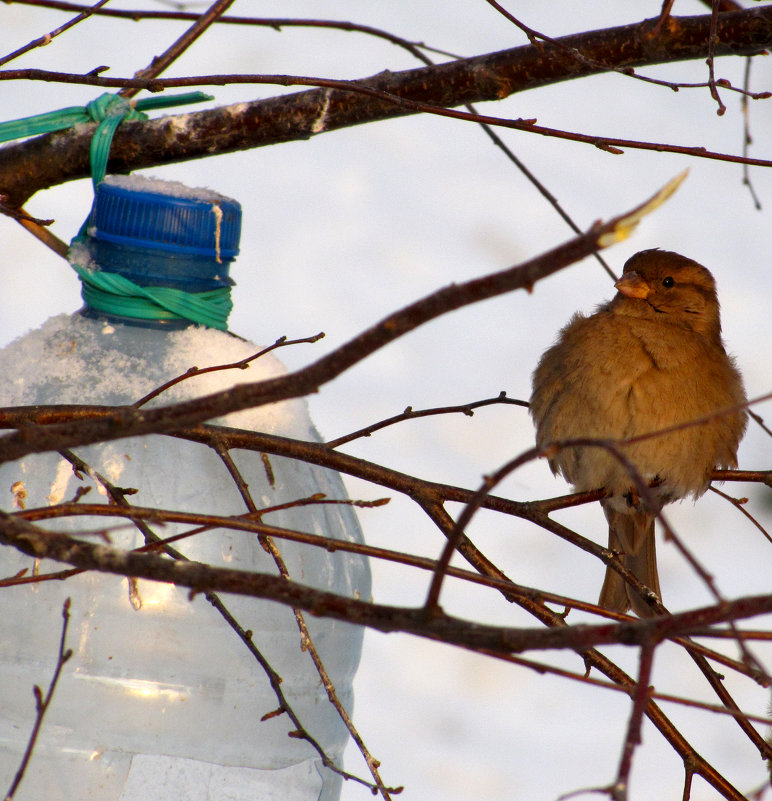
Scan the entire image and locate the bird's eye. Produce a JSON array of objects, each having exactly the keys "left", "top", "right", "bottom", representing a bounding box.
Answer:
[{"left": 662, "top": 276, "right": 675, "bottom": 288}]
